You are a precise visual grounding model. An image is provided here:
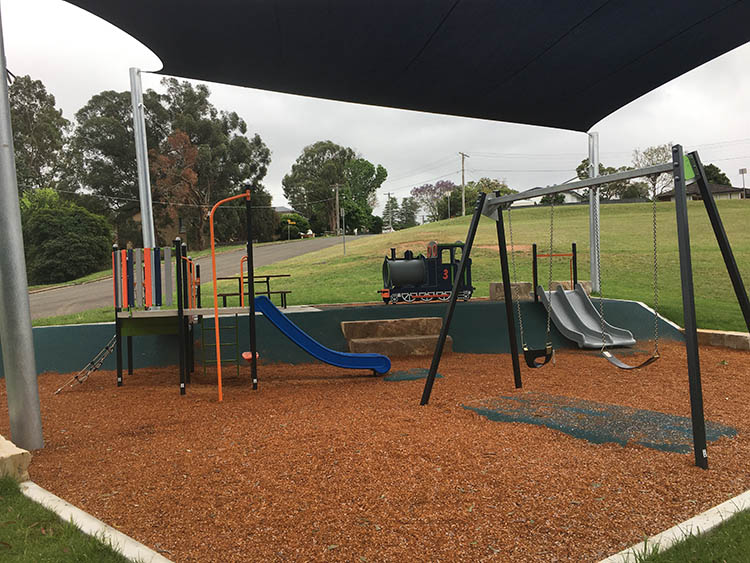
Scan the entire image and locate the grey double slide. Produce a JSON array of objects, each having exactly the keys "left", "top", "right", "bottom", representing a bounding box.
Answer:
[{"left": 536, "top": 283, "right": 636, "bottom": 349}]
